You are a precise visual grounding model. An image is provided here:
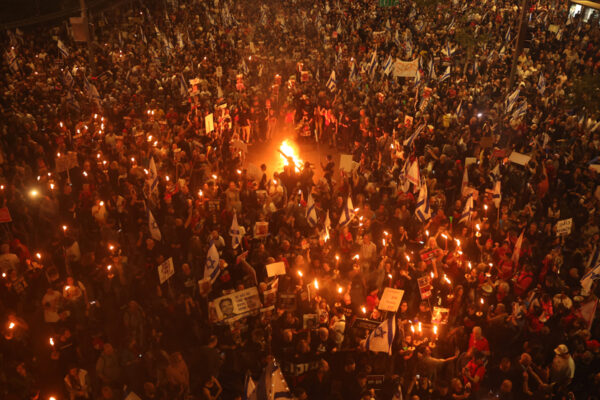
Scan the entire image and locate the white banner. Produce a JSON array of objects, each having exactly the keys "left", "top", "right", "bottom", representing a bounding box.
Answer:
[
  {"left": 393, "top": 59, "right": 418, "bottom": 78},
  {"left": 212, "top": 286, "right": 262, "bottom": 321},
  {"left": 158, "top": 257, "right": 174, "bottom": 284}
]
